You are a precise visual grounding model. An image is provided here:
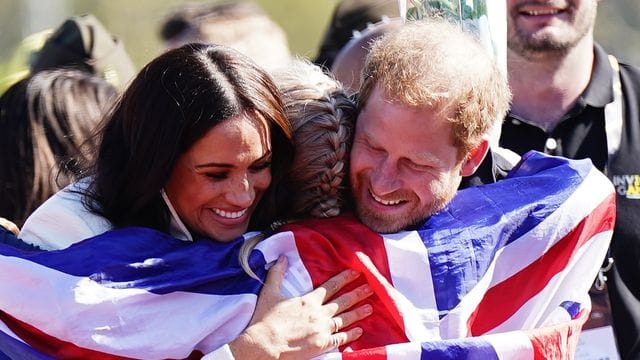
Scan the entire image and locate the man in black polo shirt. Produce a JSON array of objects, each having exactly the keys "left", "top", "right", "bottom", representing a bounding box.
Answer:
[{"left": 499, "top": 1, "right": 640, "bottom": 358}]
